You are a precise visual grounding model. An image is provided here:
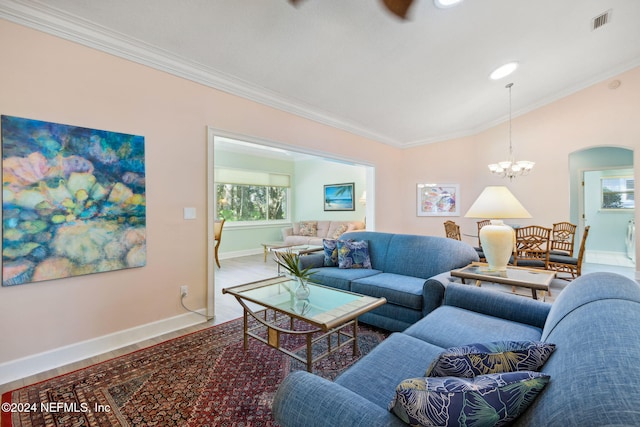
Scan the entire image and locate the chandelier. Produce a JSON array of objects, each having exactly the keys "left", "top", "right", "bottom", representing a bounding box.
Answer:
[{"left": 488, "top": 83, "right": 534, "bottom": 180}]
